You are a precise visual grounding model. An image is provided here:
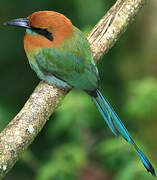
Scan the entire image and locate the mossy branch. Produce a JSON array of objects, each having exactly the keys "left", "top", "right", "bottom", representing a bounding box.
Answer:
[{"left": 0, "top": 0, "right": 145, "bottom": 178}]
